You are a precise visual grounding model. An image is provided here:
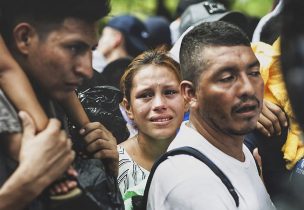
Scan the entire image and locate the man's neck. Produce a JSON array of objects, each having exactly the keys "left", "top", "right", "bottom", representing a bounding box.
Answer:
[
  {"left": 99, "top": 47, "right": 128, "bottom": 64},
  {"left": 188, "top": 115, "right": 245, "bottom": 162}
]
